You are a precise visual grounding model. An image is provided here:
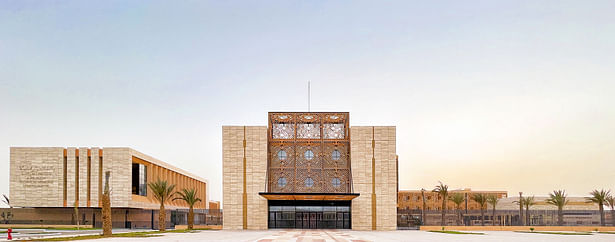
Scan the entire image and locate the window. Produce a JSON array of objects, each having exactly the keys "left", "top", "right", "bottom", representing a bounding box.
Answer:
[
  {"left": 331, "top": 178, "right": 341, "bottom": 188},
  {"left": 305, "top": 177, "right": 314, "bottom": 187},
  {"left": 131, "top": 163, "right": 147, "bottom": 196},
  {"left": 277, "top": 177, "right": 287, "bottom": 187},
  {"left": 304, "top": 150, "right": 314, "bottom": 160},
  {"left": 277, "top": 150, "right": 287, "bottom": 160},
  {"left": 331, "top": 150, "right": 341, "bottom": 160}
]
